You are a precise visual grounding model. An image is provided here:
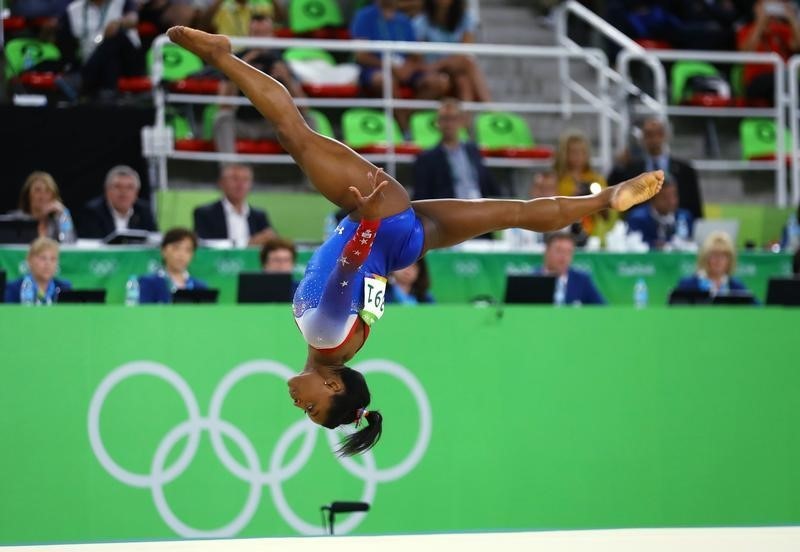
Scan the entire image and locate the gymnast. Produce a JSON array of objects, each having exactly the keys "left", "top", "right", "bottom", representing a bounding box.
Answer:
[{"left": 167, "top": 26, "right": 663, "bottom": 456}]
